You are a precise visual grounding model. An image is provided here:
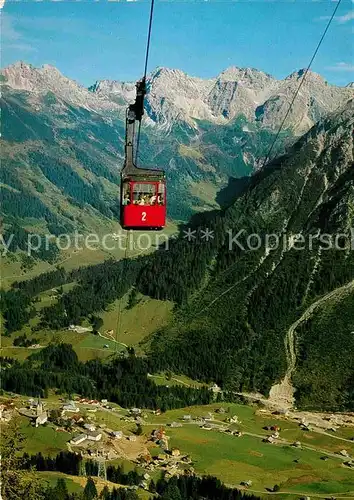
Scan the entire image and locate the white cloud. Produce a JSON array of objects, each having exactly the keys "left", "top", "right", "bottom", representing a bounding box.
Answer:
[
  {"left": 1, "top": 12, "right": 37, "bottom": 53},
  {"left": 318, "top": 10, "right": 354, "bottom": 23},
  {"left": 326, "top": 62, "right": 354, "bottom": 72},
  {"left": 1, "top": 13, "right": 21, "bottom": 41},
  {"left": 337, "top": 10, "right": 354, "bottom": 23}
]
